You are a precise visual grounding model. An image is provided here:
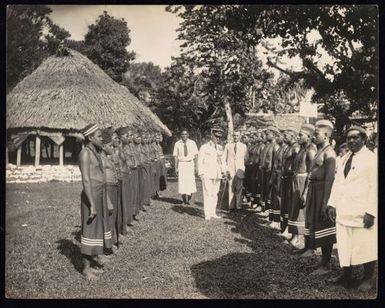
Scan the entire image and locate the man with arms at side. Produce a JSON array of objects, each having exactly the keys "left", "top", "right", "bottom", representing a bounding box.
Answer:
[
  {"left": 173, "top": 129, "right": 199, "bottom": 205},
  {"left": 100, "top": 128, "right": 120, "bottom": 250},
  {"left": 198, "top": 128, "right": 224, "bottom": 220},
  {"left": 280, "top": 127, "right": 300, "bottom": 240},
  {"left": 303, "top": 120, "right": 336, "bottom": 275},
  {"left": 222, "top": 130, "right": 248, "bottom": 211},
  {"left": 261, "top": 125, "right": 281, "bottom": 221},
  {"left": 78, "top": 124, "right": 112, "bottom": 280},
  {"left": 289, "top": 124, "right": 317, "bottom": 250},
  {"left": 327, "top": 126, "right": 377, "bottom": 290},
  {"left": 268, "top": 129, "right": 286, "bottom": 230}
]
